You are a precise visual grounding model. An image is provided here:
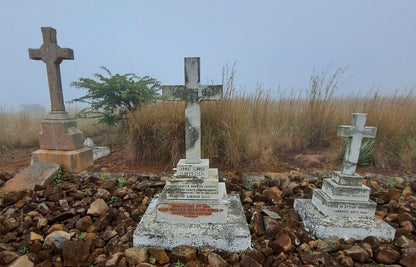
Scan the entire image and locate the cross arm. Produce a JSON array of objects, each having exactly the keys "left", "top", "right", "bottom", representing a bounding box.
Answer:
[
  {"left": 28, "top": 49, "right": 42, "bottom": 60},
  {"left": 57, "top": 48, "right": 74, "bottom": 60},
  {"left": 337, "top": 125, "right": 377, "bottom": 138},
  {"left": 161, "top": 85, "right": 187, "bottom": 101},
  {"left": 200, "top": 85, "right": 223, "bottom": 101}
]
